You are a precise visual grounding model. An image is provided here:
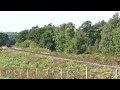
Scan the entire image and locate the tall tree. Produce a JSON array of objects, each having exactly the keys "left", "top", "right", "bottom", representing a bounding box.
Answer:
[
  {"left": 100, "top": 12, "right": 120, "bottom": 54},
  {"left": 16, "top": 30, "right": 29, "bottom": 43},
  {"left": 39, "top": 23, "right": 56, "bottom": 51},
  {"left": 72, "top": 29, "right": 86, "bottom": 54},
  {"left": 64, "top": 22, "right": 75, "bottom": 53},
  {"left": 0, "top": 32, "right": 9, "bottom": 46}
]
